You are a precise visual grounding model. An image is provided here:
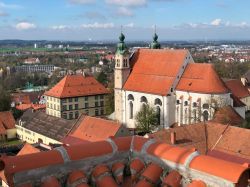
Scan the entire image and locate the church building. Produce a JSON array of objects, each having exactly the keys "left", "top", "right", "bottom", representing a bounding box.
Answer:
[{"left": 114, "top": 33, "right": 235, "bottom": 129}]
